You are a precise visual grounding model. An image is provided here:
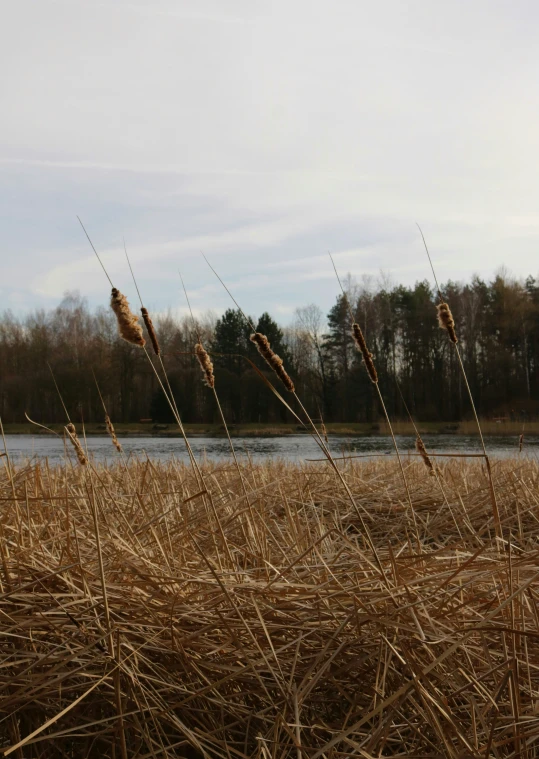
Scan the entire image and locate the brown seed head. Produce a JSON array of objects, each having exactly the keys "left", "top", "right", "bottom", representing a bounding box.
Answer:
[
  {"left": 105, "top": 415, "right": 123, "bottom": 453},
  {"left": 415, "top": 435, "right": 434, "bottom": 476},
  {"left": 437, "top": 302, "right": 458, "bottom": 344},
  {"left": 250, "top": 333, "right": 295, "bottom": 393},
  {"left": 320, "top": 421, "right": 329, "bottom": 445},
  {"left": 519, "top": 433, "right": 524, "bottom": 453},
  {"left": 195, "top": 343, "right": 215, "bottom": 388},
  {"left": 141, "top": 307, "right": 160, "bottom": 356},
  {"left": 110, "top": 288, "right": 146, "bottom": 347},
  {"left": 65, "top": 422, "right": 88, "bottom": 465},
  {"left": 352, "top": 323, "right": 378, "bottom": 383}
]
